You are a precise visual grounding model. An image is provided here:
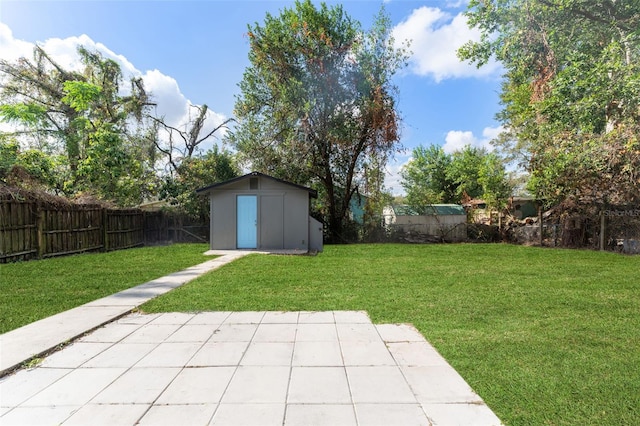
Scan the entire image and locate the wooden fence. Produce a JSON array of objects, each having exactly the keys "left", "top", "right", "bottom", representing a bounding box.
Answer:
[{"left": 0, "top": 199, "right": 207, "bottom": 263}]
